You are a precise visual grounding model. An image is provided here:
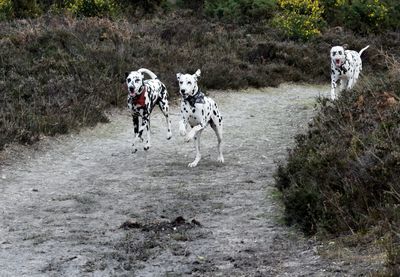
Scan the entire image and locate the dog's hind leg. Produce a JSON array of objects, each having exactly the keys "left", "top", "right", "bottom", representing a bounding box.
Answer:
[
  {"left": 339, "top": 79, "right": 347, "bottom": 93},
  {"left": 210, "top": 119, "right": 224, "bottom": 164},
  {"left": 331, "top": 73, "right": 338, "bottom": 100},
  {"left": 131, "top": 116, "right": 140, "bottom": 153},
  {"left": 140, "top": 117, "right": 151, "bottom": 151},
  {"left": 157, "top": 95, "right": 172, "bottom": 140},
  {"left": 188, "top": 130, "right": 203, "bottom": 167}
]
